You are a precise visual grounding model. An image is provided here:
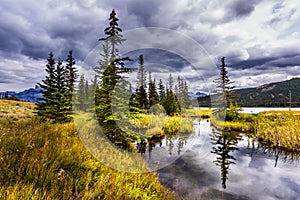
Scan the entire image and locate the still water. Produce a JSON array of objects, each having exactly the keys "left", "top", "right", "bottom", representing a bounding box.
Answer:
[
  {"left": 240, "top": 107, "right": 300, "bottom": 114},
  {"left": 137, "top": 120, "right": 300, "bottom": 199},
  {"left": 196, "top": 107, "right": 300, "bottom": 114}
]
